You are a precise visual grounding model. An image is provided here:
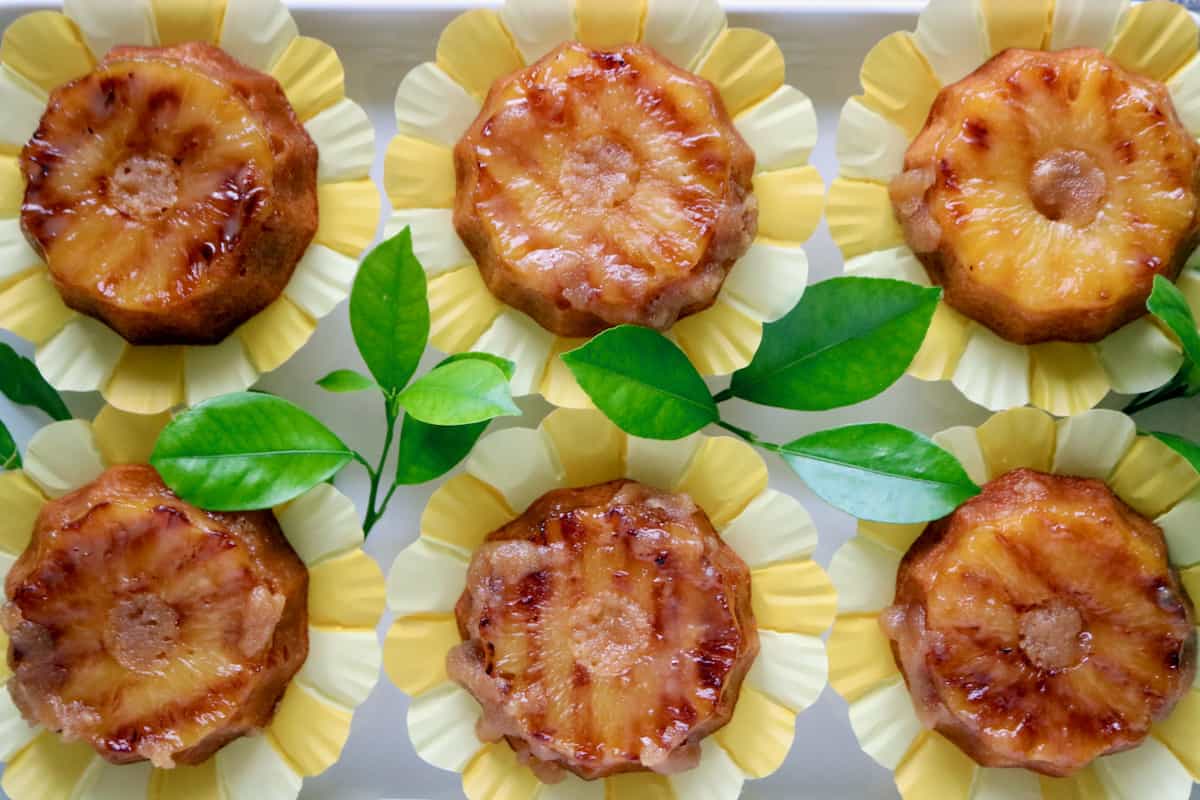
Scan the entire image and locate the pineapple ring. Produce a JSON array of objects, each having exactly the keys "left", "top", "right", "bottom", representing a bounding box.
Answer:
[
  {"left": 2, "top": 465, "right": 309, "bottom": 770},
  {"left": 892, "top": 48, "right": 1200, "bottom": 345},
  {"left": 885, "top": 468, "right": 1196, "bottom": 777},
  {"left": 453, "top": 41, "right": 758, "bottom": 338},
  {"left": 20, "top": 43, "right": 318, "bottom": 346},
  {"left": 449, "top": 479, "right": 758, "bottom": 782}
]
